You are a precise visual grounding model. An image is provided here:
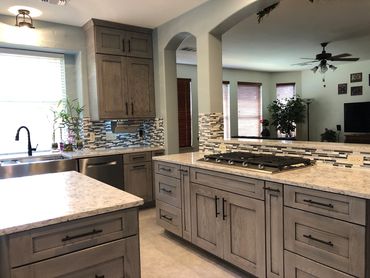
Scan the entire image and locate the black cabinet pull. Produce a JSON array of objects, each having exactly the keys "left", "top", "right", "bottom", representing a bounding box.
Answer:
[
  {"left": 161, "top": 214, "right": 172, "bottom": 222},
  {"left": 131, "top": 102, "right": 134, "bottom": 115},
  {"left": 128, "top": 40, "right": 131, "bottom": 52},
  {"left": 160, "top": 167, "right": 171, "bottom": 172},
  {"left": 264, "top": 187, "right": 280, "bottom": 194},
  {"left": 222, "top": 198, "right": 227, "bottom": 220},
  {"left": 303, "top": 199, "right": 334, "bottom": 208},
  {"left": 179, "top": 169, "right": 188, "bottom": 175},
  {"left": 303, "top": 234, "right": 334, "bottom": 247},
  {"left": 122, "top": 39, "right": 125, "bottom": 52},
  {"left": 132, "top": 155, "right": 145, "bottom": 160},
  {"left": 161, "top": 188, "right": 172, "bottom": 194},
  {"left": 215, "top": 196, "right": 220, "bottom": 218},
  {"left": 95, "top": 275, "right": 105, "bottom": 278},
  {"left": 62, "top": 229, "right": 103, "bottom": 242},
  {"left": 125, "top": 102, "right": 128, "bottom": 115},
  {"left": 133, "top": 164, "right": 146, "bottom": 169}
]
